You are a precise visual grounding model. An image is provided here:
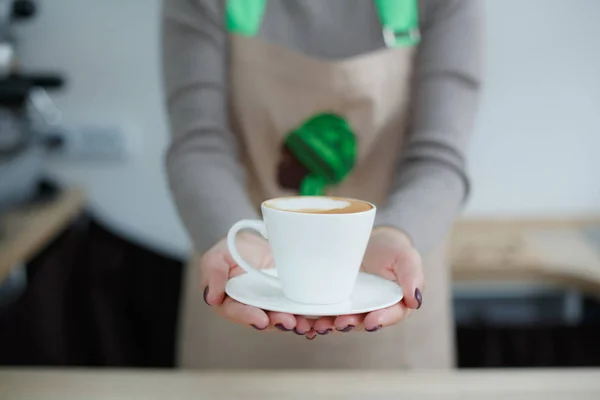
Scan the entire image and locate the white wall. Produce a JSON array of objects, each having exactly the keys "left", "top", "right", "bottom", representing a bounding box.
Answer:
[
  {"left": 467, "top": 0, "right": 600, "bottom": 217},
  {"left": 14, "top": 0, "right": 600, "bottom": 257}
]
